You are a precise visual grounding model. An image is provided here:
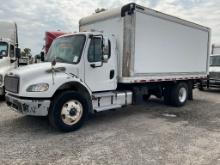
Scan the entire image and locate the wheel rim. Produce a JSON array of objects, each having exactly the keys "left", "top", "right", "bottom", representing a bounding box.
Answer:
[
  {"left": 178, "top": 87, "right": 187, "bottom": 103},
  {"left": 61, "top": 100, "right": 83, "bottom": 126}
]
